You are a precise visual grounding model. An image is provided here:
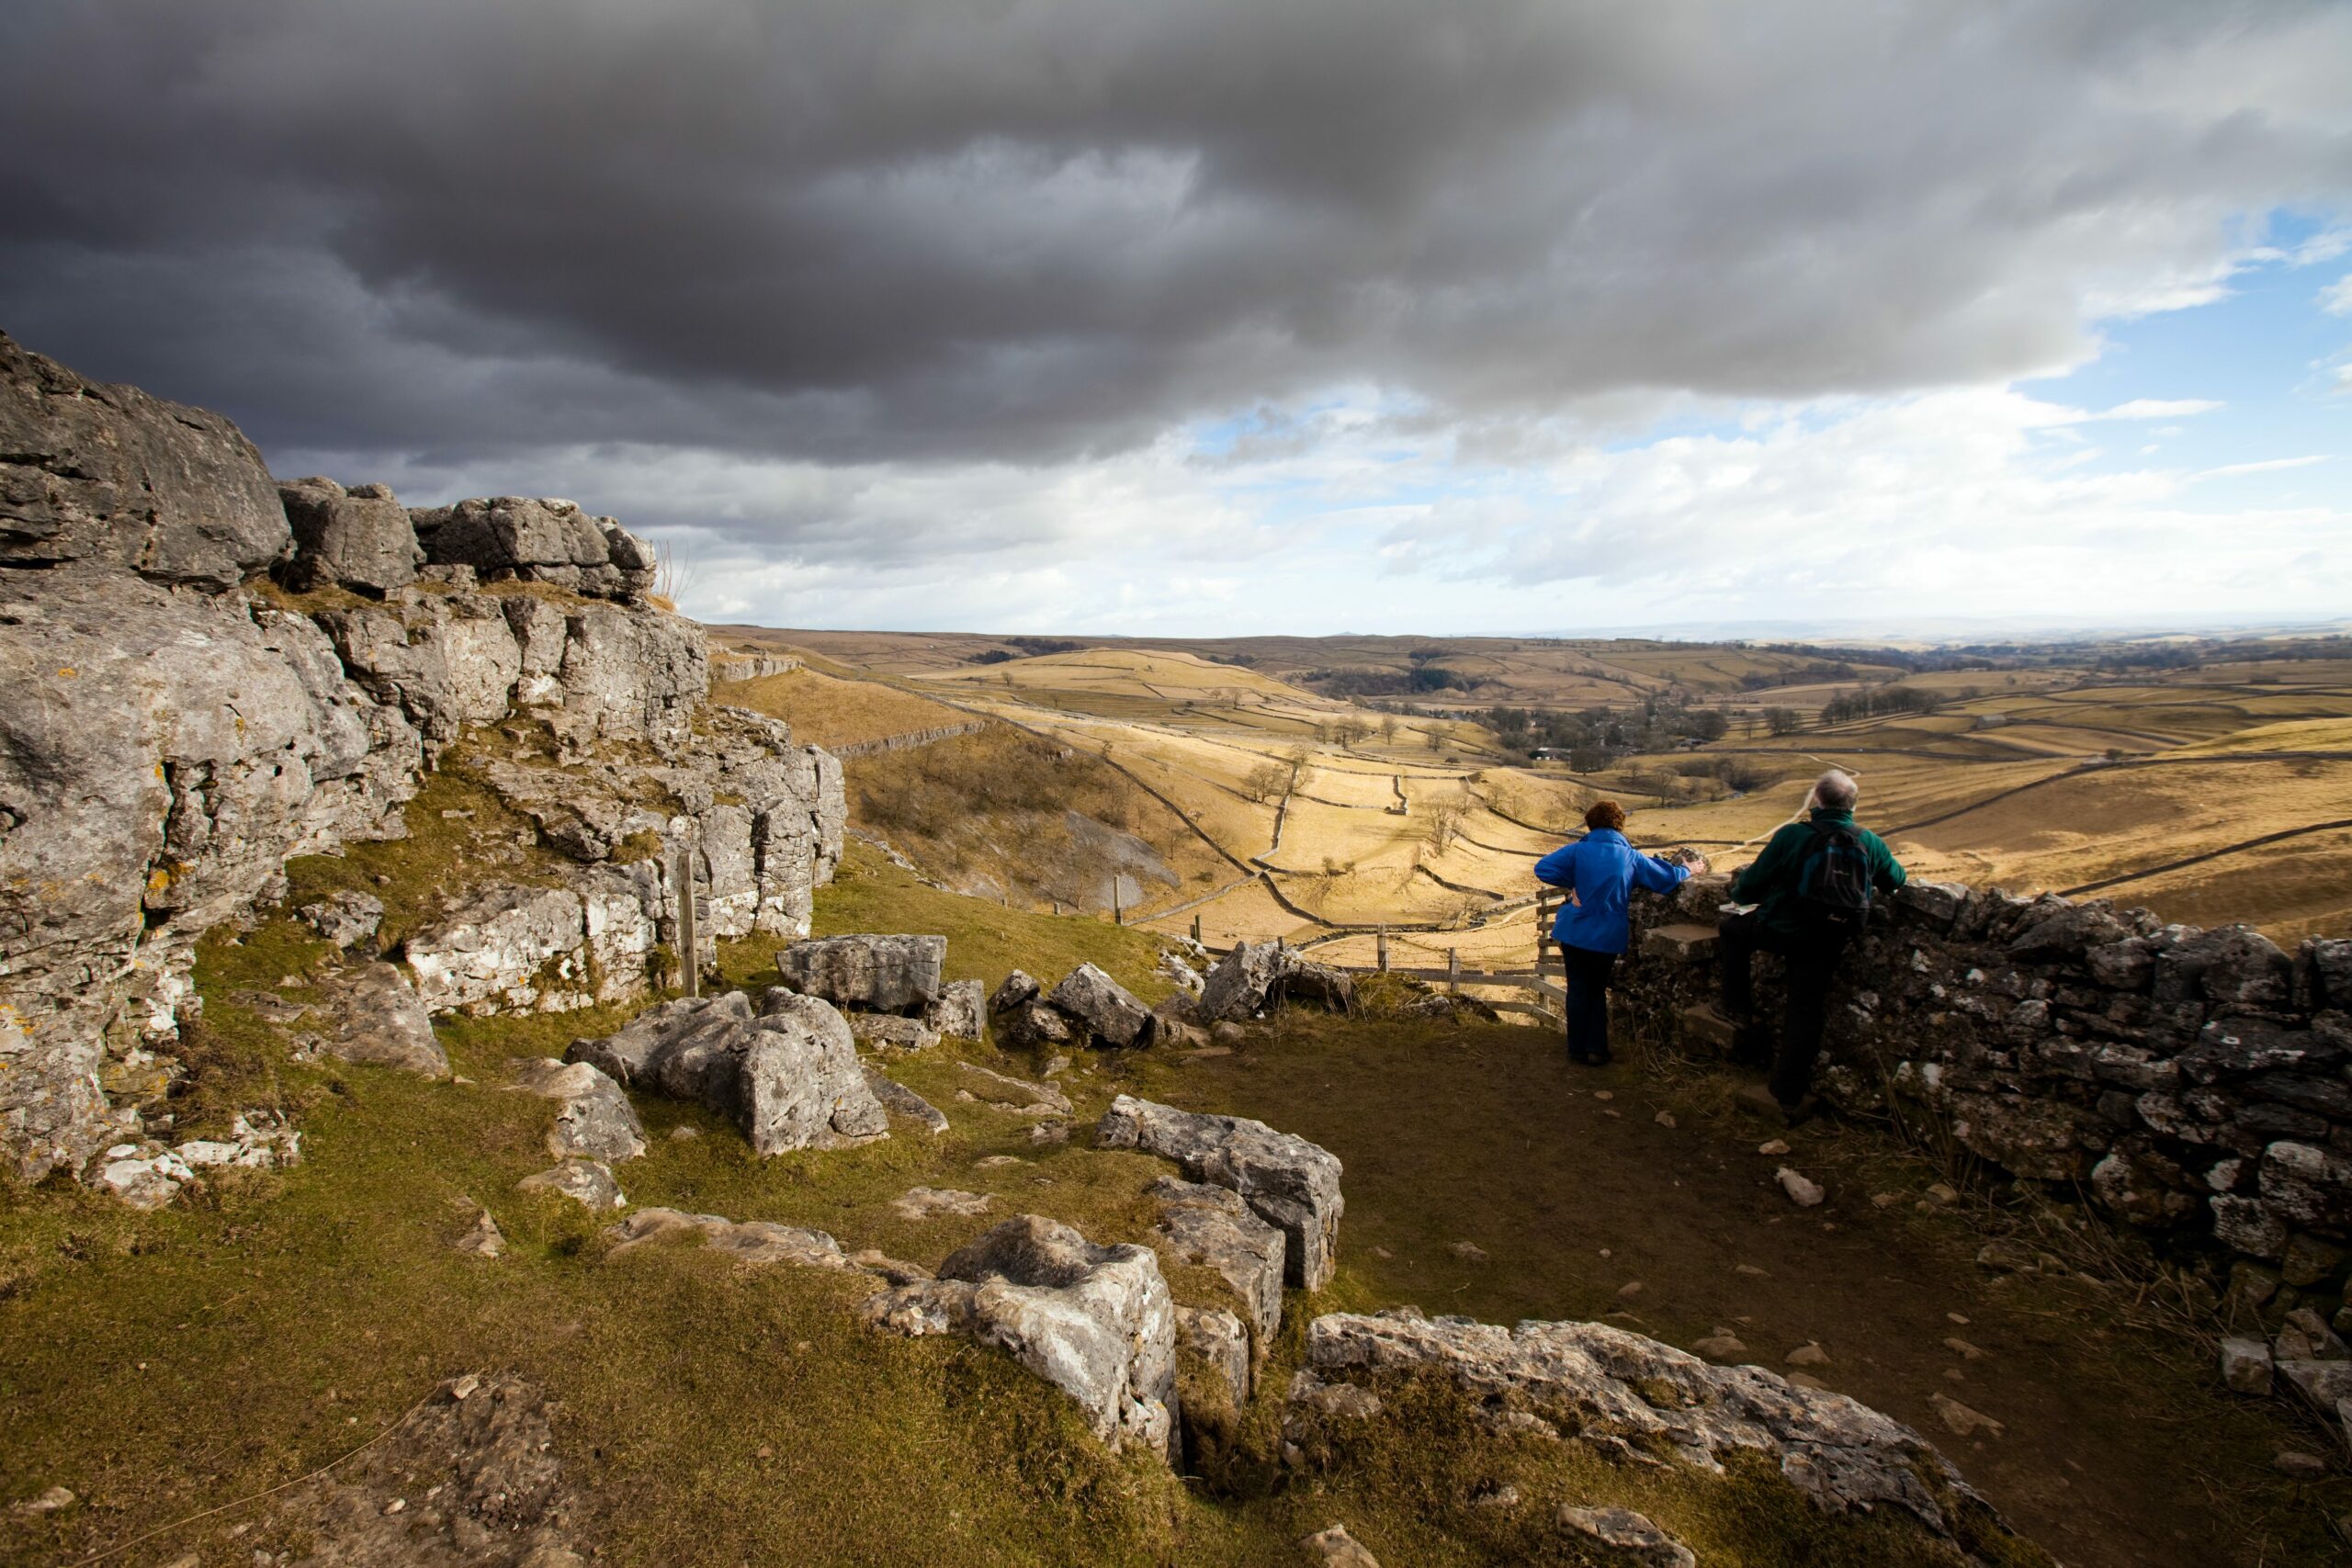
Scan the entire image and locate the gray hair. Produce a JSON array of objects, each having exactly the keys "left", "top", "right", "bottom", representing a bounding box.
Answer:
[{"left": 1814, "top": 769, "right": 1859, "bottom": 810}]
